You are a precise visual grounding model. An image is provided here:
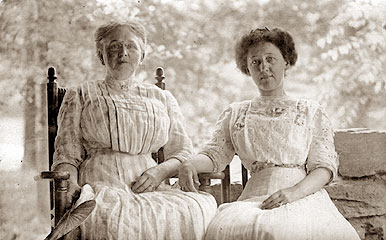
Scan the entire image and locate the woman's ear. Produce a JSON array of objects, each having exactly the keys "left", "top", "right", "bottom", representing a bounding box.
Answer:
[
  {"left": 285, "top": 62, "right": 290, "bottom": 70},
  {"left": 99, "top": 53, "right": 105, "bottom": 65},
  {"left": 284, "top": 62, "right": 290, "bottom": 76},
  {"left": 245, "top": 67, "right": 250, "bottom": 76}
]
